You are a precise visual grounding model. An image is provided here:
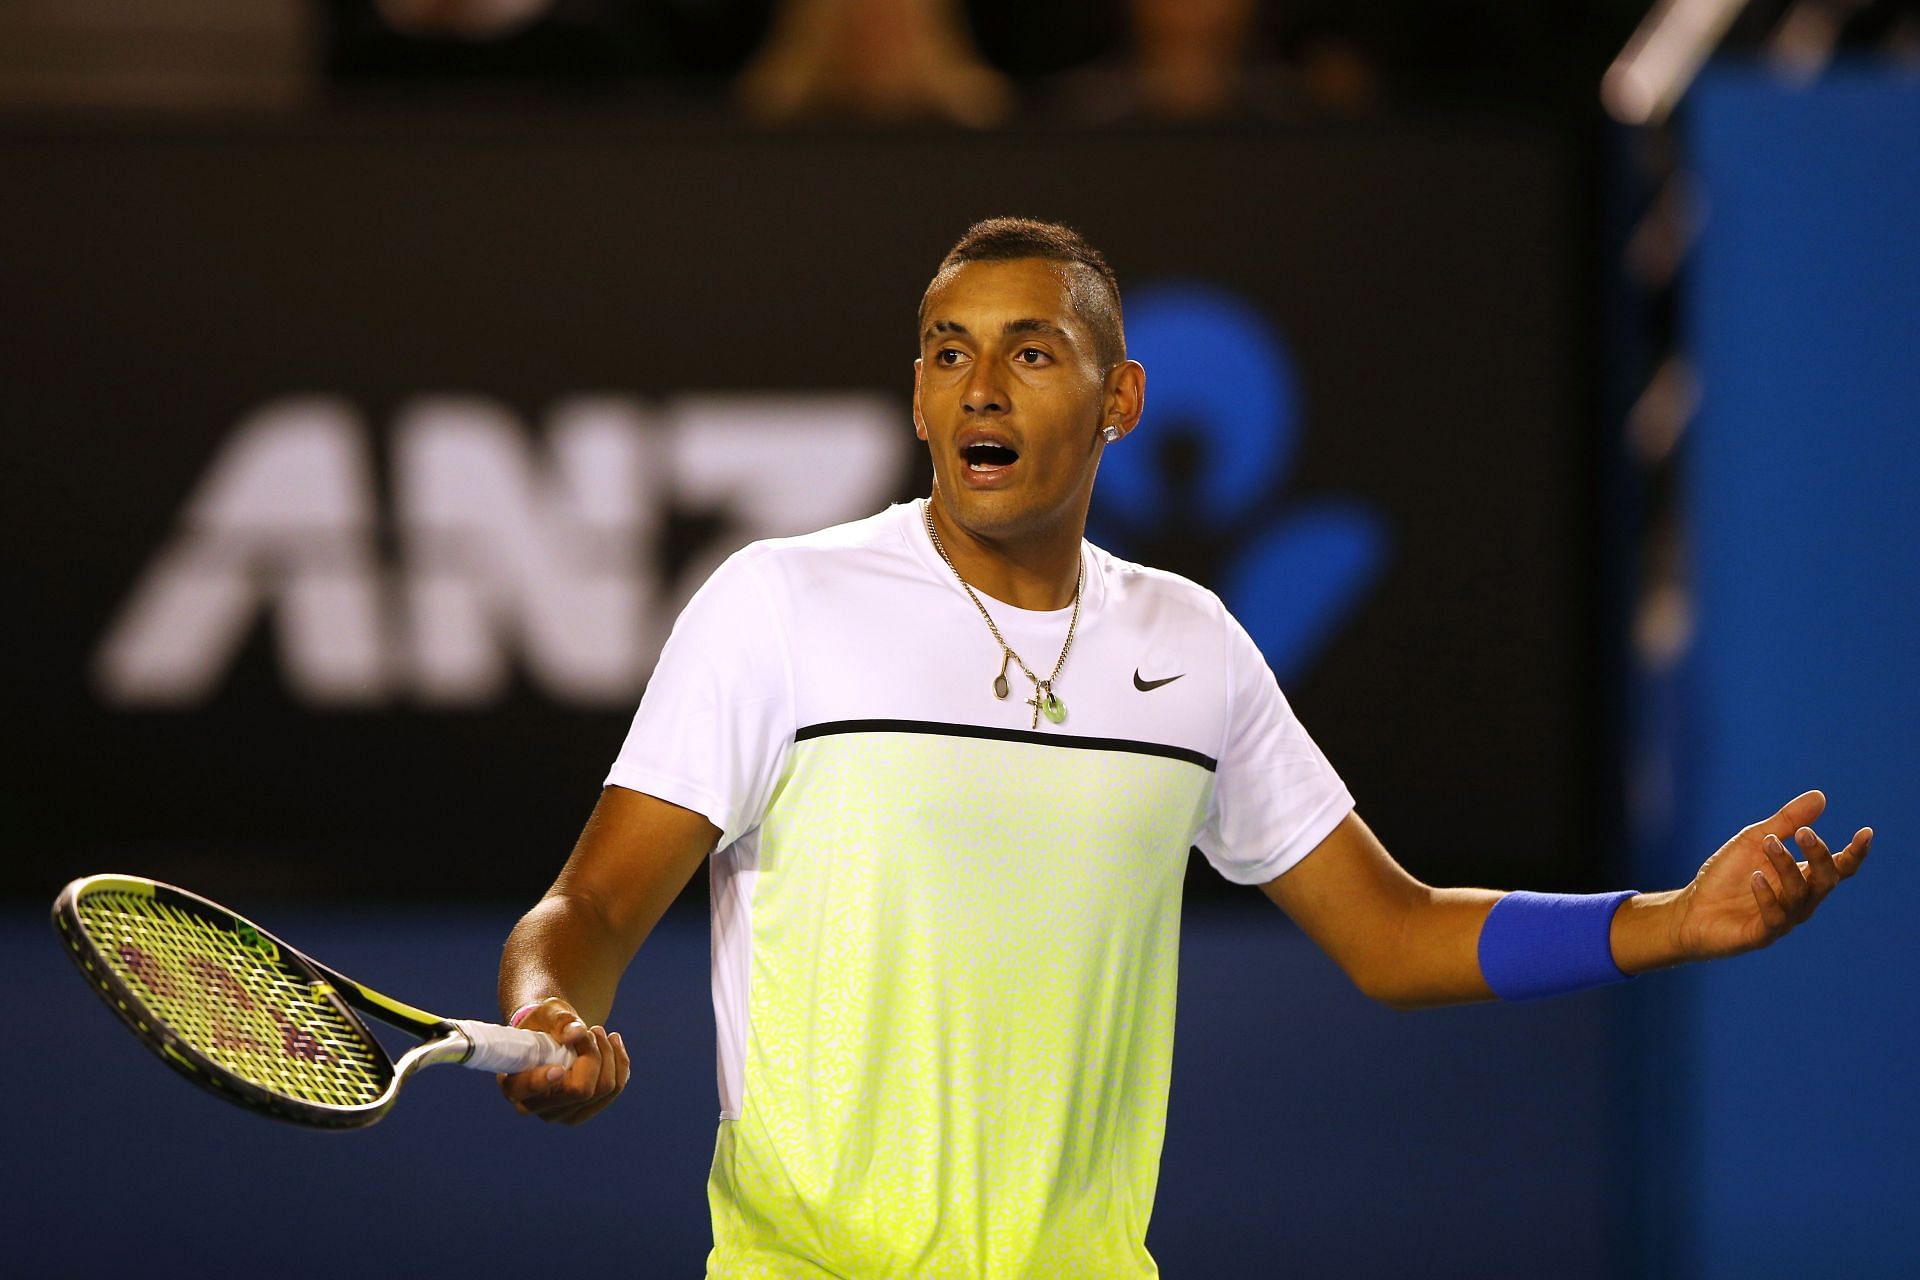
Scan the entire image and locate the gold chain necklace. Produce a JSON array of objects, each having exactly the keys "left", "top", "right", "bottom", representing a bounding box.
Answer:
[{"left": 922, "top": 499, "right": 1082, "bottom": 729}]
